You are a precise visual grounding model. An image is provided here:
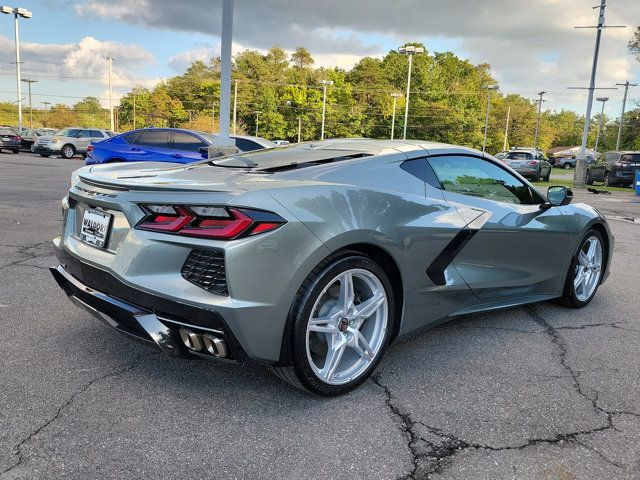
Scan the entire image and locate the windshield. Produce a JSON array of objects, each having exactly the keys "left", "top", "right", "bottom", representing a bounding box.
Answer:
[
  {"left": 621, "top": 154, "right": 640, "bottom": 163},
  {"left": 54, "top": 128, "right": 80, "bottom": 137},
  {"left": 505, "top": 152, "right": 533, "bottom": 160}
]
